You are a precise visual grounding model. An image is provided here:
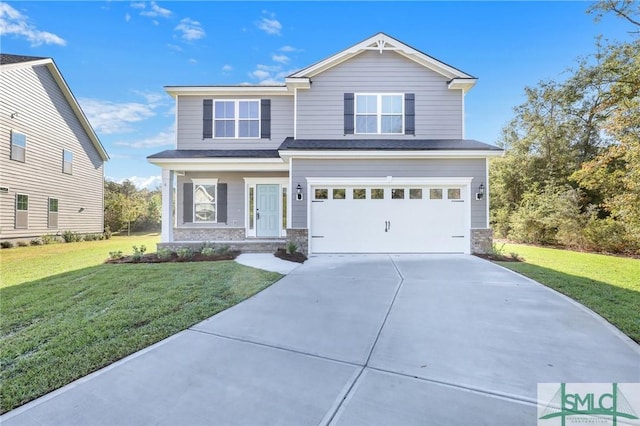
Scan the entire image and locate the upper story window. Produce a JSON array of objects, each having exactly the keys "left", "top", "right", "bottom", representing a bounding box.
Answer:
[
  {"left": 63, "top": 150, "right": 73, "bottom": 174},
  {"left": 10, "top": 131, "right": 26, "bottom": 162},
  {"left": 214, "top": 100, "right": 260, "bottom": 138},
  {"left": 355, "top": 94, "right": 403, "bottom": 134}
]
